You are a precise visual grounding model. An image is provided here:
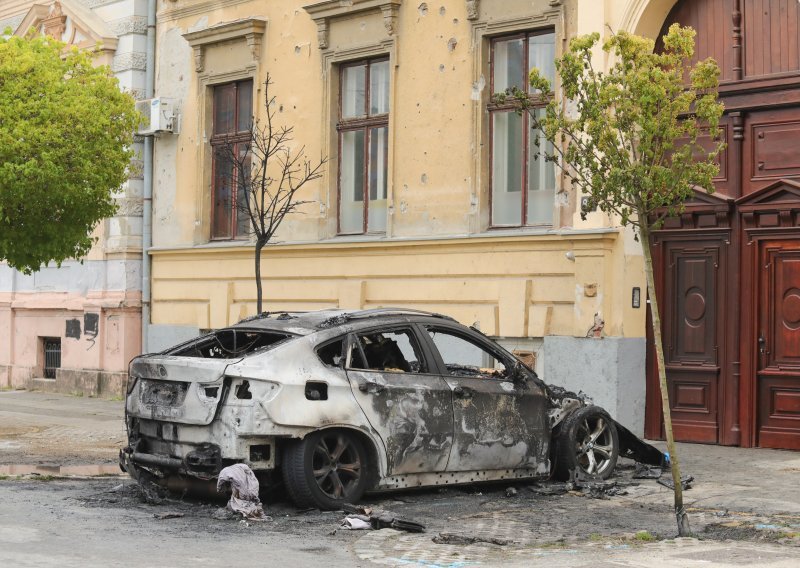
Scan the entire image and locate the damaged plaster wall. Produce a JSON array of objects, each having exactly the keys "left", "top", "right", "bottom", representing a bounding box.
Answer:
[{"left": 542, "top": 336, "right": 646, "bottom": 437}]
